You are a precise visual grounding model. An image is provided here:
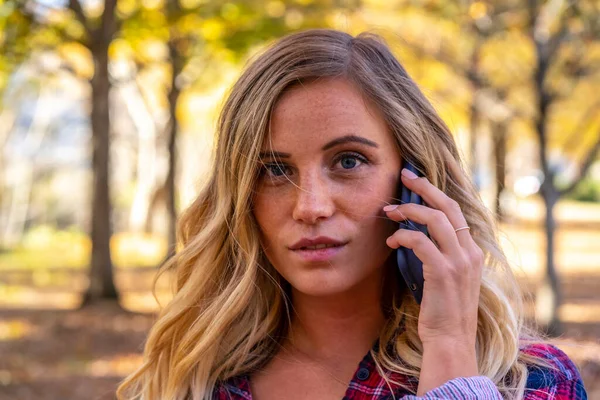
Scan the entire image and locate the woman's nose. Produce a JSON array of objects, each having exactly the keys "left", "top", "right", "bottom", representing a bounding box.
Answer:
[{"left": 292, "top": 175, "right": 335, "bottom": 224}]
